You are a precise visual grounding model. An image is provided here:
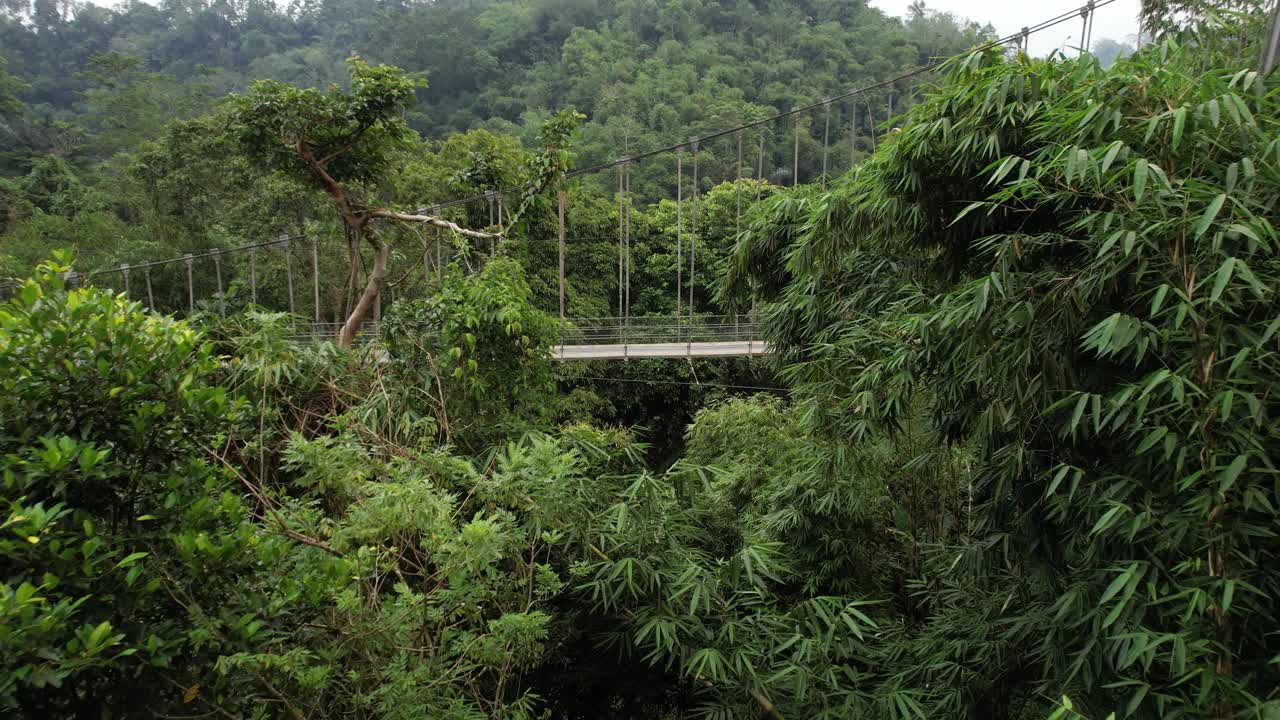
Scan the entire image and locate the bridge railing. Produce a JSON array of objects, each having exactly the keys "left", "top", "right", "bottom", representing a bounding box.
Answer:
[
  {"left": 284, "top": 314, "right": 761, "bottom": 346},
  {"left": 559, "top": 314, "right": 759, "bottom": 345},
  {"left": 287, "top": 321, "right": 381, "bottom": 343}
]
